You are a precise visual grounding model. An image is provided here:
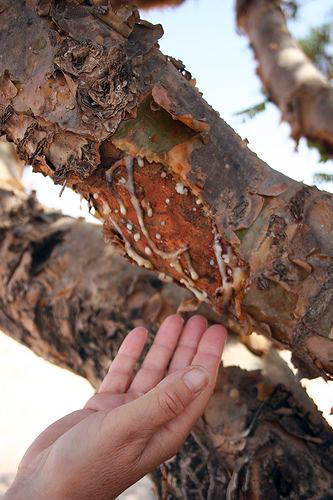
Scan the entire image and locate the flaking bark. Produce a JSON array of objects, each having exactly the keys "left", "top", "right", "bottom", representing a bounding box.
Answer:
[
  {"left": 1, "top": 0, "right": 333, "bottom": 380},
  {"left": 236, "top": 0, "right": 333, "bottom": 155}
]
